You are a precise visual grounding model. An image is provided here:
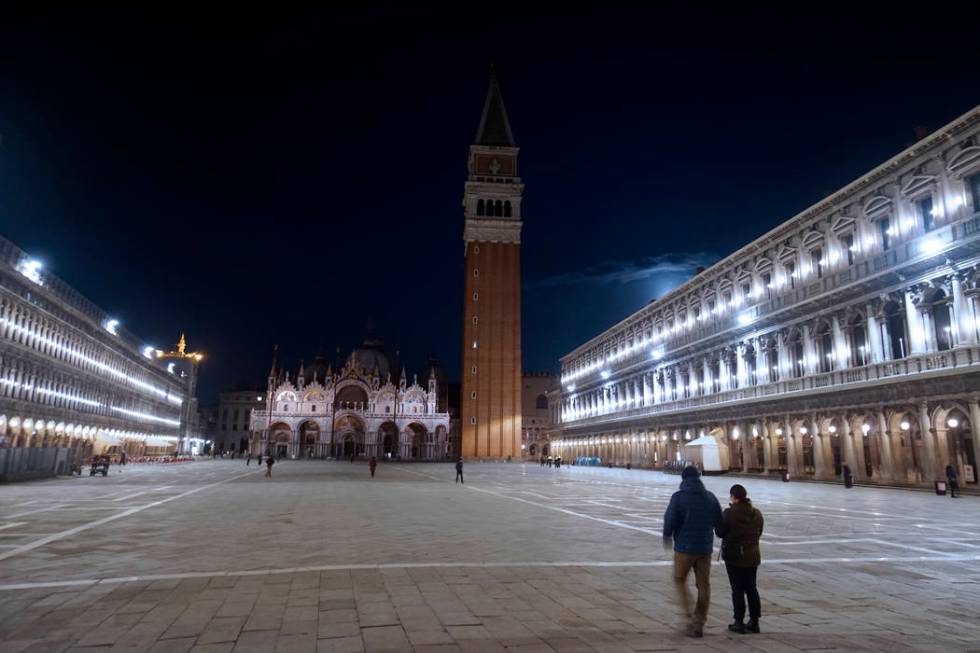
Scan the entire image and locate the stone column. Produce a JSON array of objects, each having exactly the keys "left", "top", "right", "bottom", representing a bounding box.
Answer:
[
  {"left": 642, "top": 373, "right": 652, "bottom": 406},
  {"left": 853, "top": 419, "right": 868, "bottom": 479},
  {"left": 904, "top": 289, "right": 926, "bottom": 355},
  {"left": 951, "top": 274, "right": 976, "bottom": 345},
  {"left": 918, "top": 401, "right": 937, "bottom": 481},
  {"left": 970, "top": 398, "right": 980, "bottom": 482},
  {"left": 777, "top": 332, "right": 790, "bottom": 379},
  {"left": 802, "top": 325, "right": 817, "bottom": 374},
  {"left": 761, "top": 422, "right": 772, "bottom": 473},
  {"left": 832, "top": 316, "right": 848, "bottom": 369},
  {"left": 740, "top": 424, "right": 750, "bottom": 473},
  {"left": 876, "top": 412, "right": 894, "bottom": 482},
  {"left": 934, "top": 427, "right": 950, "bottom": 471},
  {"left": 783, "top": 416, "right": 797, "bottom": 476},
  {"left": 840, "top": 417, "right": 856, "bottom": 479},
  {"left": 866, "top": 303, "right": 883, "bottom": 363},
  {"left": 811, "top": 417, "right": 827, "bottom": 479},
  {"left": 736, "top": 344, "right": 748, "bottom": 388}
]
